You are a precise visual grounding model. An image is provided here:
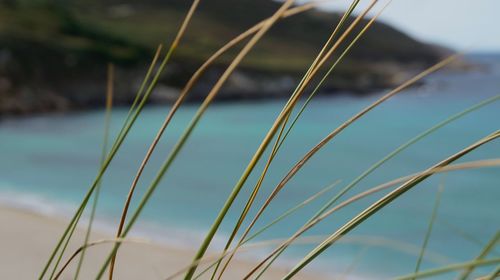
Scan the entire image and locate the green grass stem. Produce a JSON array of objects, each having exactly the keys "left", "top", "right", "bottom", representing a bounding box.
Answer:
[
  {"left": 414, "top": 183, "right": 443, "bottom": 276},
  {"left": 39, "top": 5, "right": 192, "bottom": 278},
  {"left": 396, "top": 258, "right": 500, "bottom": 280},
  {"left": 457, "top": 231, "right": 500, "bottom": 280},
  {"left": 93, "top": 1, "right": 296, "bottom": 278},
  {"left": 255, "top": 94, "right": 500, "bottom": 276},
  {"left": 210, "top": 1, "right": 363, "bottom": 278},
  {"left": 74, "top": 64, "right": 115, "bottom": 280},
  {"left": 281, "top": 131, "right": 500, "bottom": 279}
]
